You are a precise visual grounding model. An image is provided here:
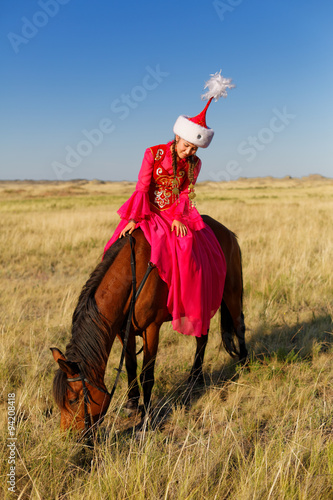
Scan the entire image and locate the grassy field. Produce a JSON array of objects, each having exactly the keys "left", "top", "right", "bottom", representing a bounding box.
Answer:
[{"left": 0, "top": 176, "right": 332, "bottom": 499}]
